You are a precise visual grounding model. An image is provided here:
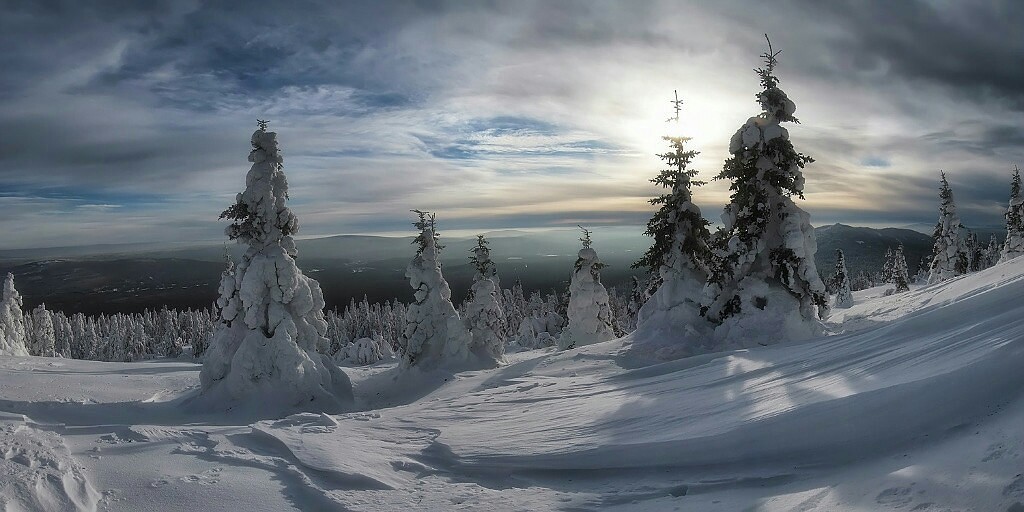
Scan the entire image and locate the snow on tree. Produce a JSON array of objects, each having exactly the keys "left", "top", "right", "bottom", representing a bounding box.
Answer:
[
  {"left": 928, "top": 172, "right": 968, "bottom": 284},
  {"left": 0, "top": 273, "right": 28, "bottom": 356},
  {"left": 399, "top": 210, "right": 474, "bottom": 369},
  {"left": 156, "top": 306, "right": 182, "bottom": 358},
  {"left": 881, "top": 247, "right": 895, "bottom": 284},
  {"left": 126, "top": 320, "right": 149, "bottom": 362},
  {"left": 984, "top": 234, "right": 999, "bottom": 268},
  {"left": 1001, "top": 165, "right": 1024, "bottom": 263},
  {"left": 69, "top": 313, "right": 88, "bottom": 359},
  {"left": 512, "top": 291, "right": 564, "bottom": 351},
  {"left": 632, "top": 90, "right": 713, "bottom": 346},
  {"left": 559, "top": 227, "right": 616, "bottom": 350},
  {"left": 892, "top": 244, "right": 910, "bottom": 293},
  {"left": 501, "top": 280, "right": 528, "bottom": 341},
  {"left": 606, "top": 286, "right": 629, "bottom": 337},
  {"left": 966, "top": 231, "right": 986, "bottom": 272},
  {"left": 623, "top": 276, "right": 647, "bottom": 334},
  {"left": 53, "top": 313, "right": 72, "bottom": 358},
  {"left": 831, "top": 249, "right": 853, "bottom": 309},
  {"left": 701, "top": 36, "right": 828, "bottom": 347},
  {"left": 29, "top": 304, "right": 56, "bottom": 357},
  {"left": 199, "top": 121, "right": 353, "bottom": 412},
  {"left": 462, "top": 235, "right": 506, "bottom": 364},
  {"left": 336, "top": 335, "right": 392, "bottom": 366},
  {"left": 913, "top": 256, "right": 930, "bottom": 284}
]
